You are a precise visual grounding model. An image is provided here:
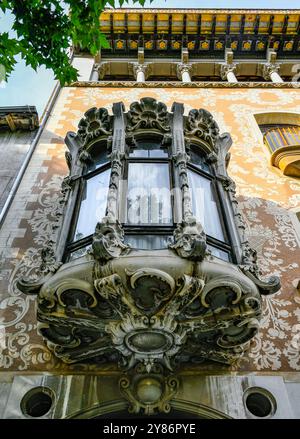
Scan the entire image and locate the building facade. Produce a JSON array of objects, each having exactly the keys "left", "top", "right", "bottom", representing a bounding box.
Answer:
[{"left": 0, "top": 8, "right": 300, "bottom": 419}]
